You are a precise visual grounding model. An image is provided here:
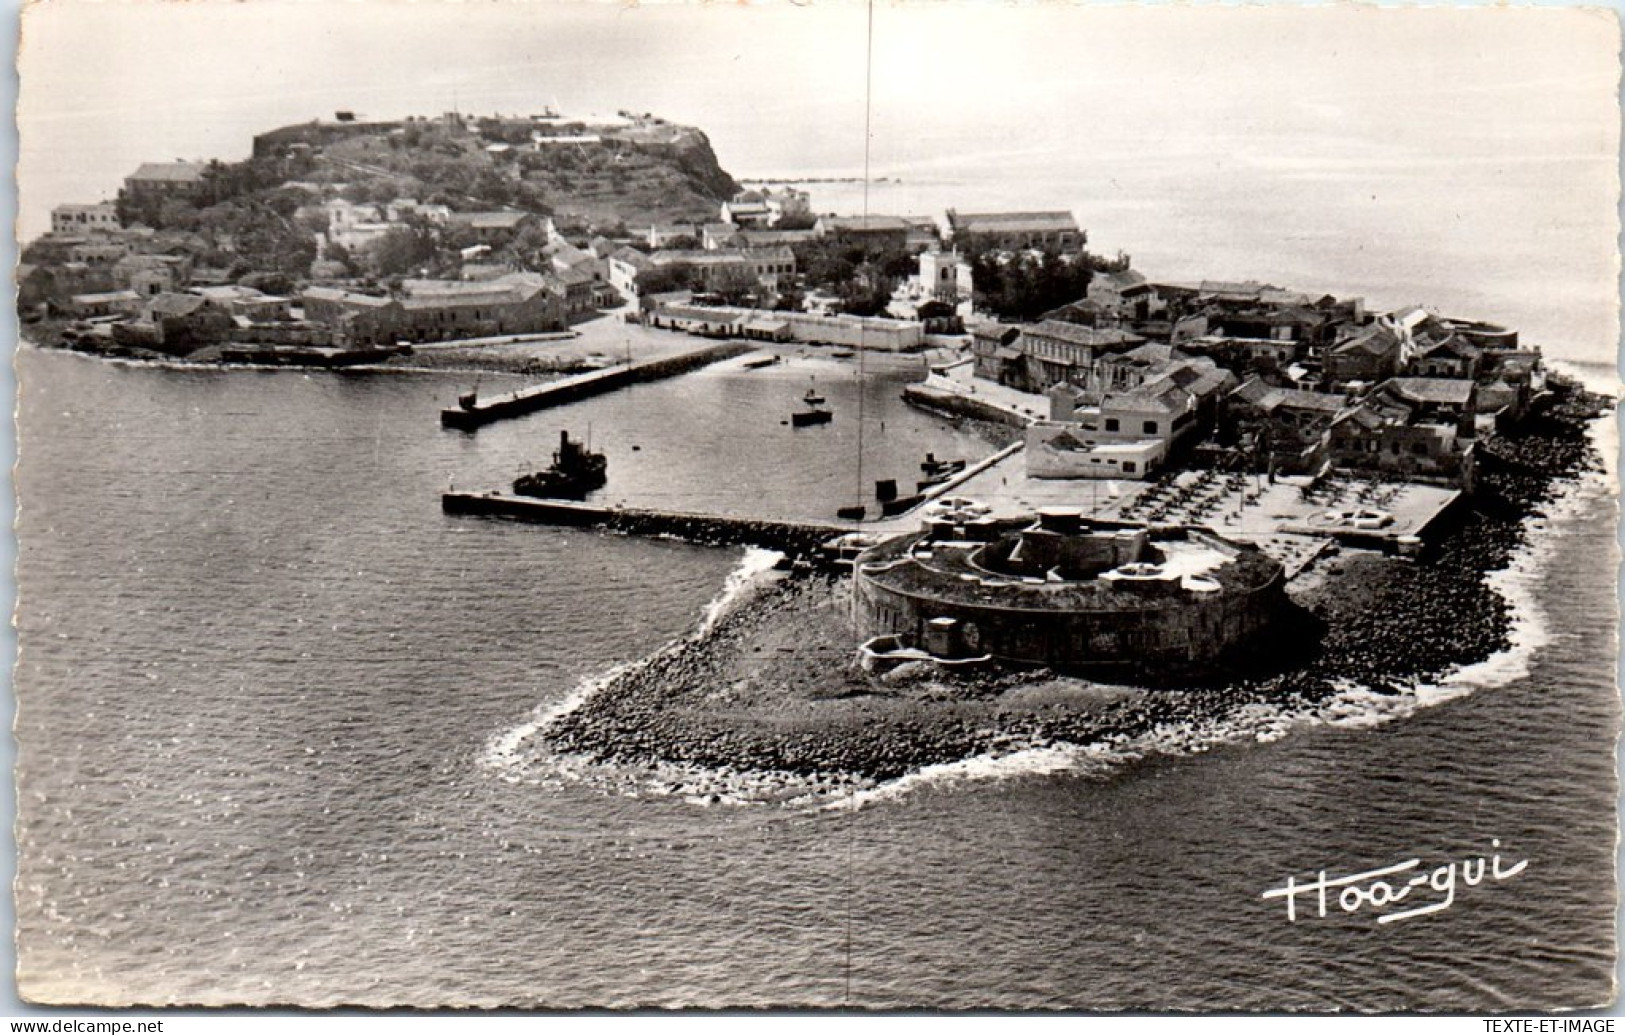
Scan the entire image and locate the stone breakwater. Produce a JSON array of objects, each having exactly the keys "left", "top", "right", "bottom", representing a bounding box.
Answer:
[
  {"left": 541, "top": 383, "right": 1612, "bottom": 782},
  {"left": 442, "top": 492, "right": 847, "bottom": 558}
]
